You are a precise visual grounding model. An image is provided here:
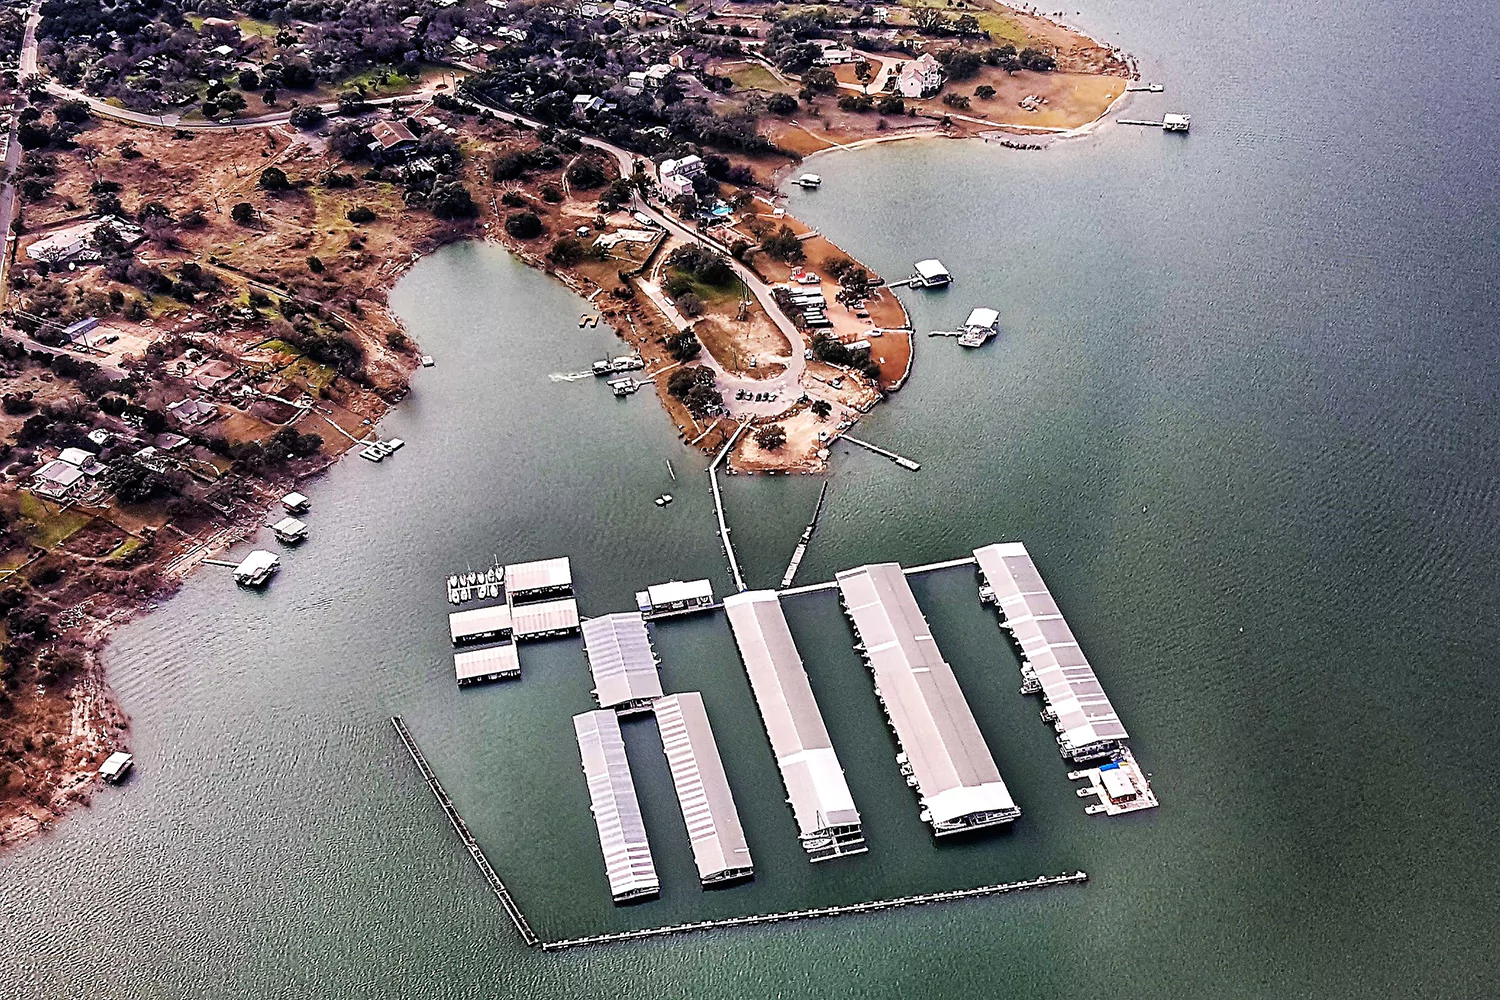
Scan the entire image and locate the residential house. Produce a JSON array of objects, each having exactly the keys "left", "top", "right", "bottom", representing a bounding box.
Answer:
[
  {"left": 896, "top": 53, "right": 944, "bottom": 98},
  {"left": 167, "top": 398, "right": 220, "bottom": 427},
  {"left": 30, "top": 459, "right": 85, "bottom": 500},
  {"left": 367, "top": 120, "right": 420, "bottom": 164},
  {"left": 658, "top": 154, "right": 705, "bottom": 199}
]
